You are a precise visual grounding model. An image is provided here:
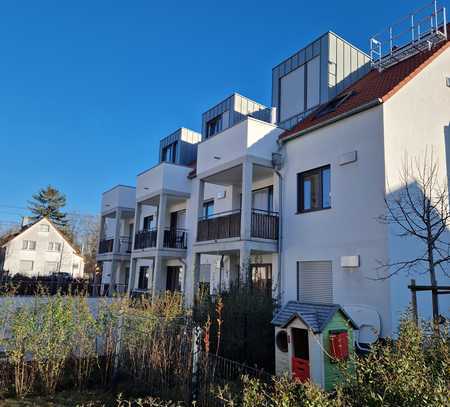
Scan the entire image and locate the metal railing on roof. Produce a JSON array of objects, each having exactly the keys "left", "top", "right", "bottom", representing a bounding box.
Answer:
[{"left": 370, "top": 1, "right": 447, "bottom": 71}]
